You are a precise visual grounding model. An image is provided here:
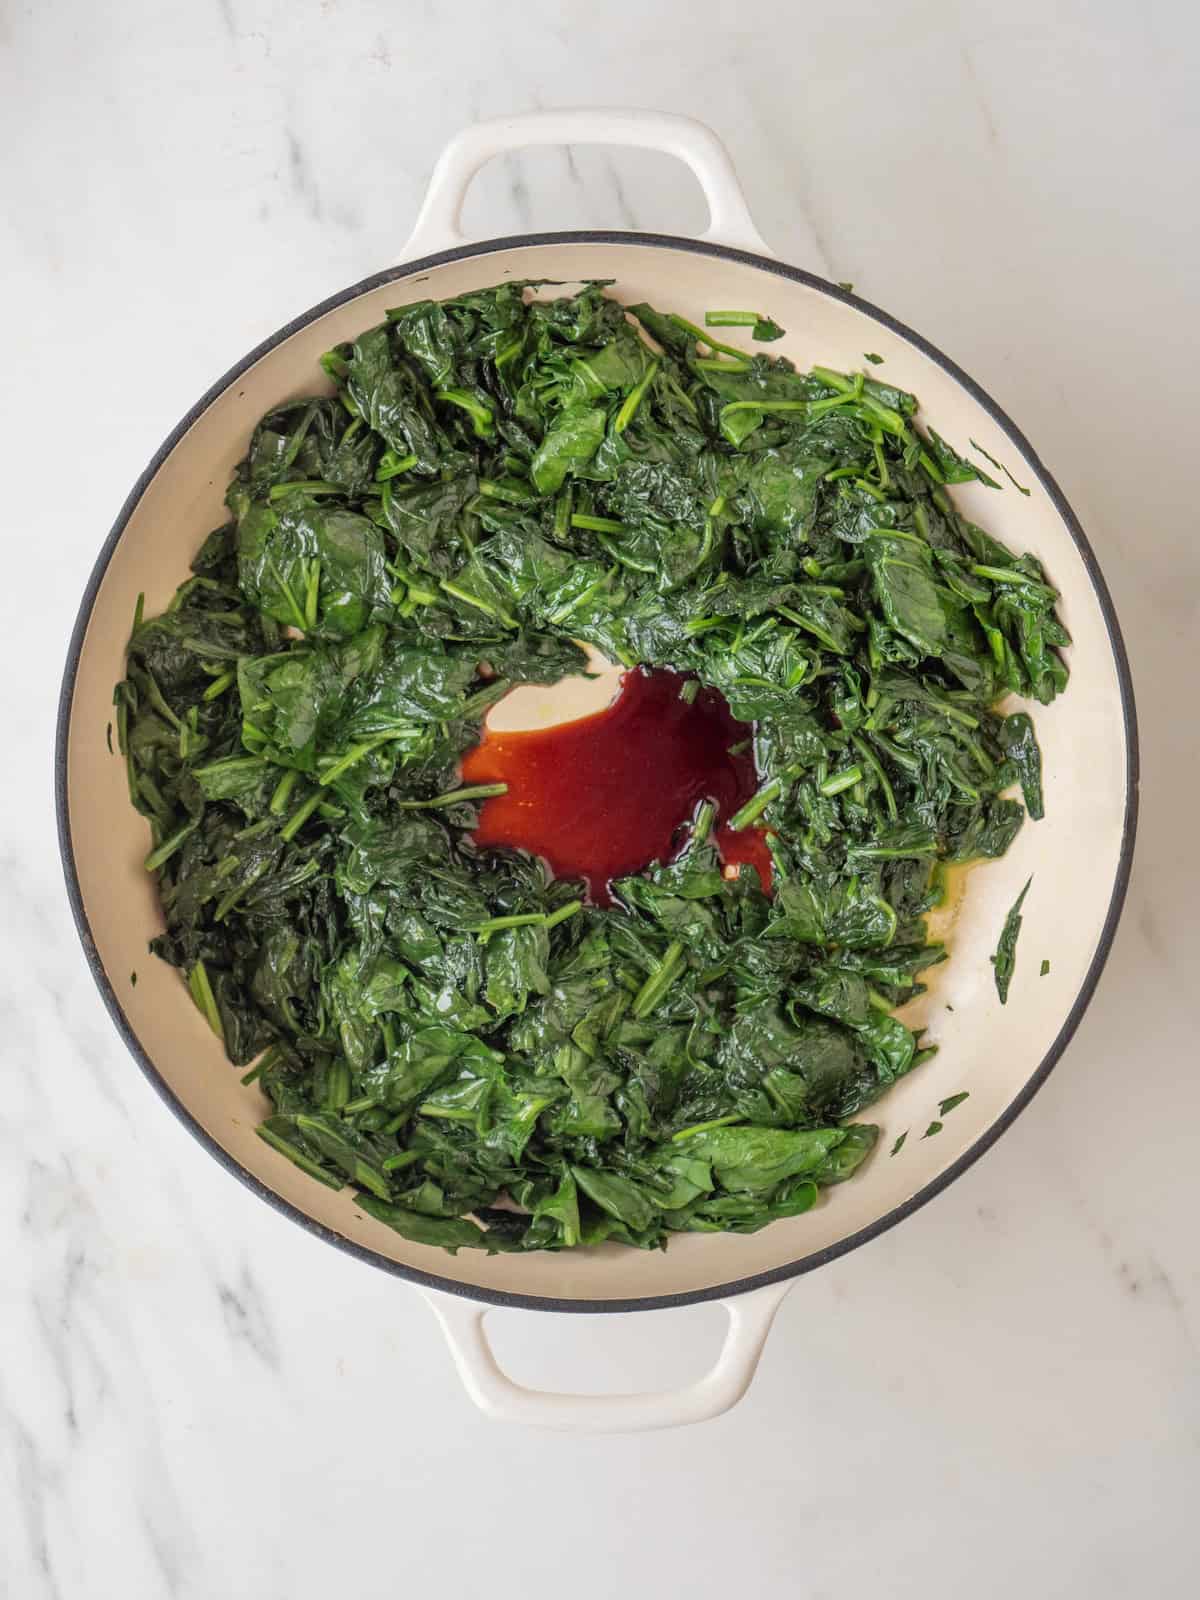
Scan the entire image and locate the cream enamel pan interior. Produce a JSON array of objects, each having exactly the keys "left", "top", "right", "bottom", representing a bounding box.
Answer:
[{"left": 57, "top": 115, "right": 1136, "bottom": 1408}]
